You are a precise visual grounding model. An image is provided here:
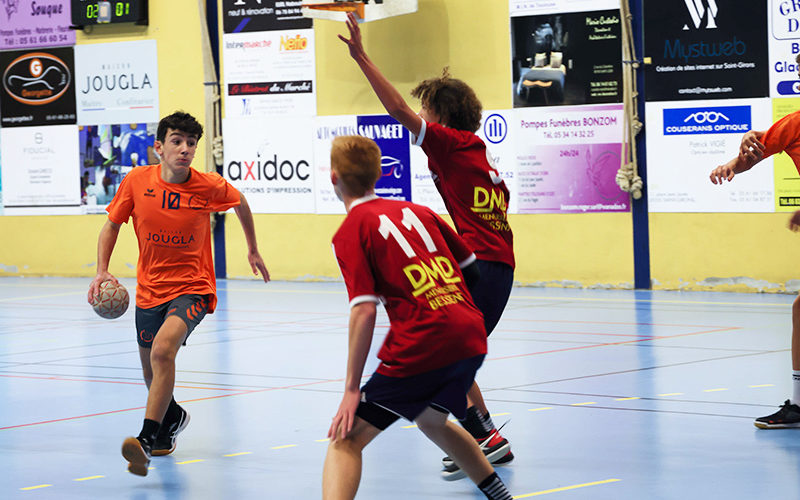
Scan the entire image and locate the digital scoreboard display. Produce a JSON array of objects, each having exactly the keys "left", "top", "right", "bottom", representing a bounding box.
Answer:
[{"left": 71, "top": 1, "right": 148, "bottom": 26}]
